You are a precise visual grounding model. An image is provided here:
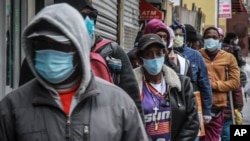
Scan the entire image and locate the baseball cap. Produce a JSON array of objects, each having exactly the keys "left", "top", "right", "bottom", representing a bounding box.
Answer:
[
  {"left": 137, "top": 33, "right": 164, "bottom": 51},
  {"left": 27, "top": 30, "right": 70, "bottom": 44}
]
